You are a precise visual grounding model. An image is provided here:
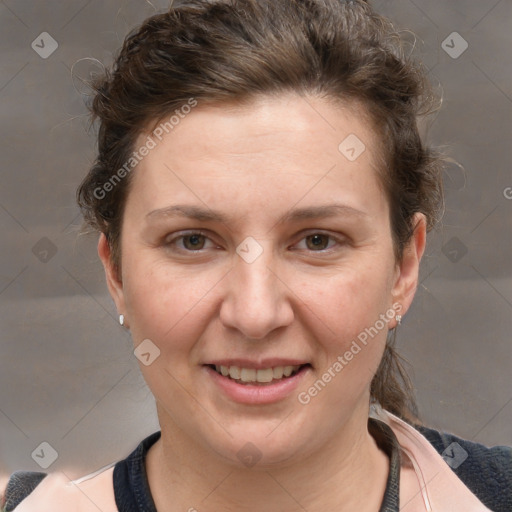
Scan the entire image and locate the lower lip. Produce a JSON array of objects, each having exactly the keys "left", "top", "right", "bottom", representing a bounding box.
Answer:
[{"left": 204, "top": 365, "right": 311, "bottom": 405}]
